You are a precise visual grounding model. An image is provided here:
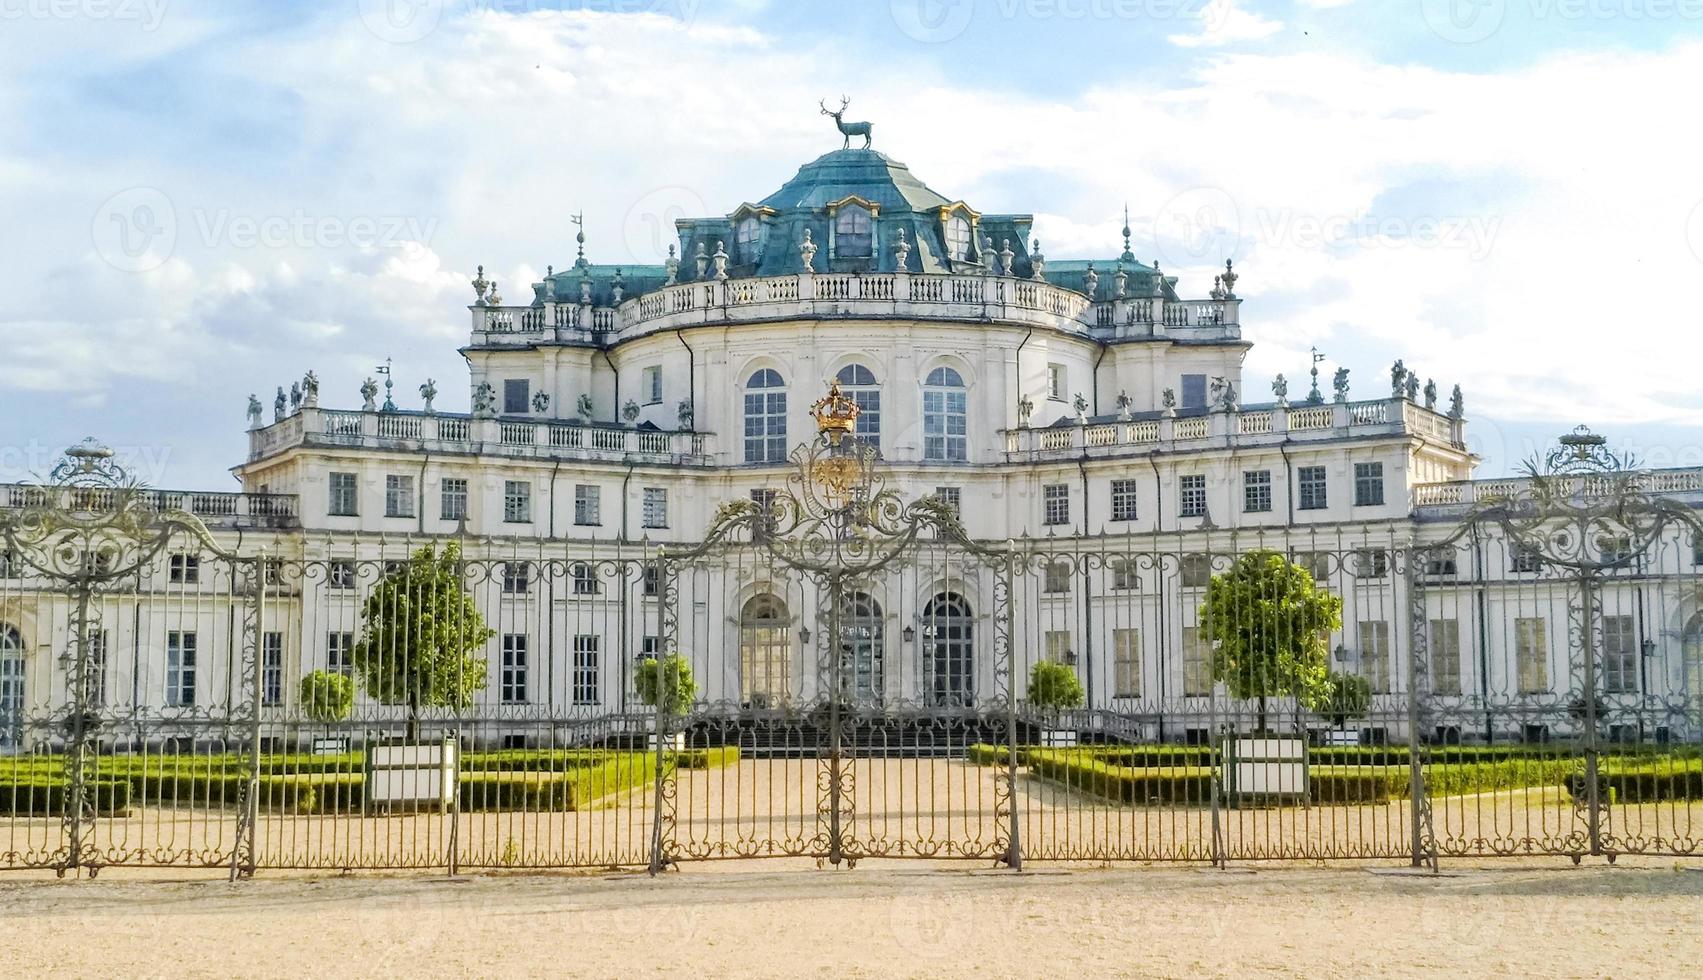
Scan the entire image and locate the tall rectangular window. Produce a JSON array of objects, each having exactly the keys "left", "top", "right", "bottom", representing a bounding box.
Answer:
[
  {"left": 503, "top": 379, "right": 530, "bottom": 415},
  {"left": 642, "top": 487, "right": 668, "bottom": 529},
  {"left": 1042, "top": 484, "right": 1070, "bottom": 526},
  {"left": 0, "top": 548, "right": 17, "bottom": 578},
  {"left": 574, "top": 484, "right": 601, "bottom": 526},
  {"left": 262, "top": 632, "right": 284, "bottom": 706},
  {"left": 327, "top": 559, "right": 356, "bottom": 590},
  {"left": 1044, "top": 630, "right": 1072, "bottom": 664},
  {"left": 1516, "top": 617, "right": 1548, "bottom": 694},
  {"left": 1182, "top": 626, "right": 1211, "bottom": 697},
  {"left": 327, "top": 631, "right": 355, "bottom": 674},
  {"left": 503, "top": 480, "right": 532, "bottom": 524},
  {"left": 1358, "top": 621, "right": 1391, "bottom": 694},
  {"left": 439, "top": 478, "right": 468, "bottom": 522},
  {"left": 572, "top": 563, "right": 598, "bottom": 595},
  {"left": 1178, "top": 475, "right": 1206, "bottom": 518},
  {"left": 1354, "top": 462, "right": 1386, "bottom": 507},
  {"left": 1429, "top": 619, "right": 1462, "bottom": 696},
  {"left": 1113, "top": 628, "right": 1141, "bottom": 698},
  {"left": 501, "top": 561, "right": 530, "bottom": 594},
  {"left": 1047, "top": 363, "right": 1066, "bottom": 401},
  {"left": 572, "top": 635, "right": 600, "bottom": 705},
  {"left": 385, "top": 474, "right": 415, "bottom": 518},
  {"left": 1297, "top": 465, "right": 1328, "bottom": 511},
  {"left": 1181, "top": 374, "right": 1208, "bottom": 410},
  {"left": 933, "top": 486, "right": 961, "bottom": 518},
  {"left": 642, "top": 562, "right": 660, "bottom": 597},
  {"left": 166, "top": 631, "right": 197, "bottom": 707},
  {"left": 1602, "top": 614, "right": 1638, "bottom": 694},
  {"left": 328, "top": 472, "right": 358, "bottom": 517},
  {"left": 1243, "top": 470, "right": 1272, "bottom": 513},
  {"left": 1511, "top": 542, "right": 1544, "bottom": 574},
  {"left": 501, "top": 634, "right": 528, "bottom": 704},
  {"left": 1111, "top": 558, "right": 1140, "bottom": 591},
  {"left": 168, "top": 553, "right": 200, "bottom": 585},
  {"left": 1110, "top": 479, "right": 1138, "bottom": 522},
  {"left": 1043, "top": 561, "right": 1071, "bottom": 594},
  {"left": 642, "top": 365, "right": 663, "bottom": 405}
]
